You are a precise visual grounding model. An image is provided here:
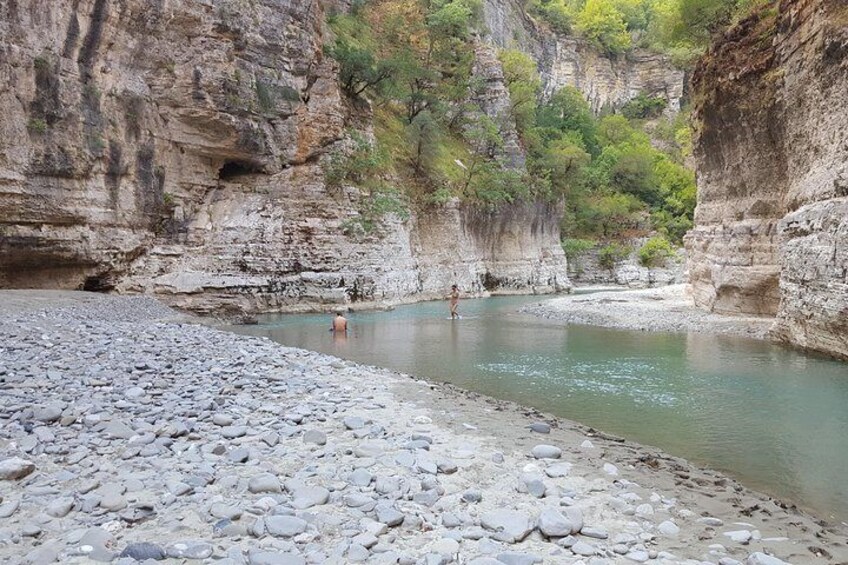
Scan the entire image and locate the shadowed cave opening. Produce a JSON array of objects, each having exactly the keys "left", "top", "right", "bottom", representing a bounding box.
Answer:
[
  {"left": 218, "top": 160, "right": 263, "bottom": 181},
  {"left": 82, "top": 275, "right": 114, "bottom": 292}
]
